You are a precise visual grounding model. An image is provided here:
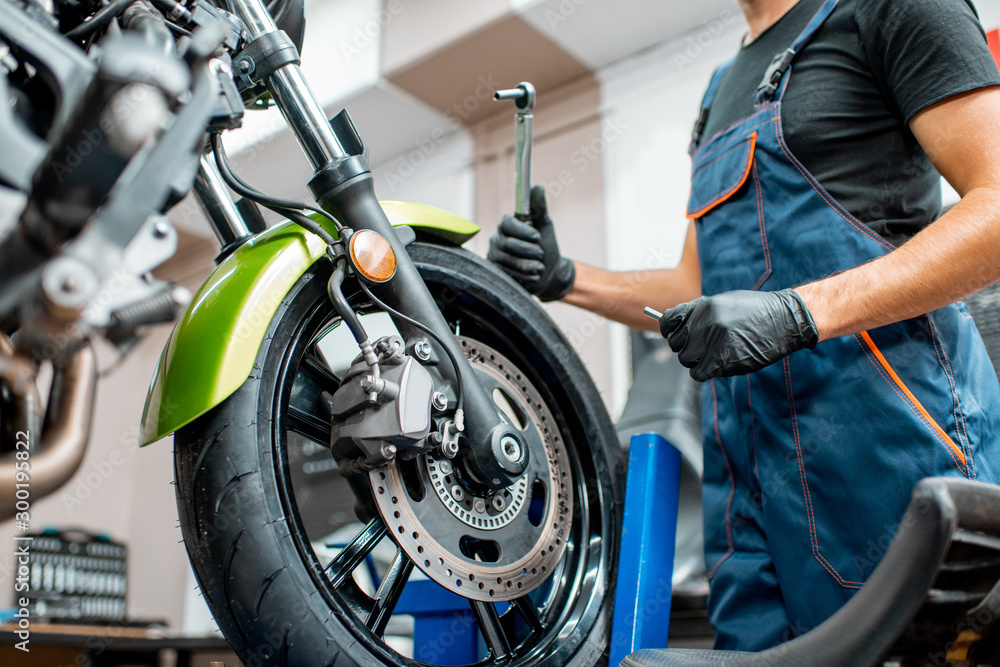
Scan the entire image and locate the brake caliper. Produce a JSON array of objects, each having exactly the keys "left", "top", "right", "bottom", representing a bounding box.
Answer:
[{"left": 327, "top": 335, "right": 434, "bottom": 471}]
